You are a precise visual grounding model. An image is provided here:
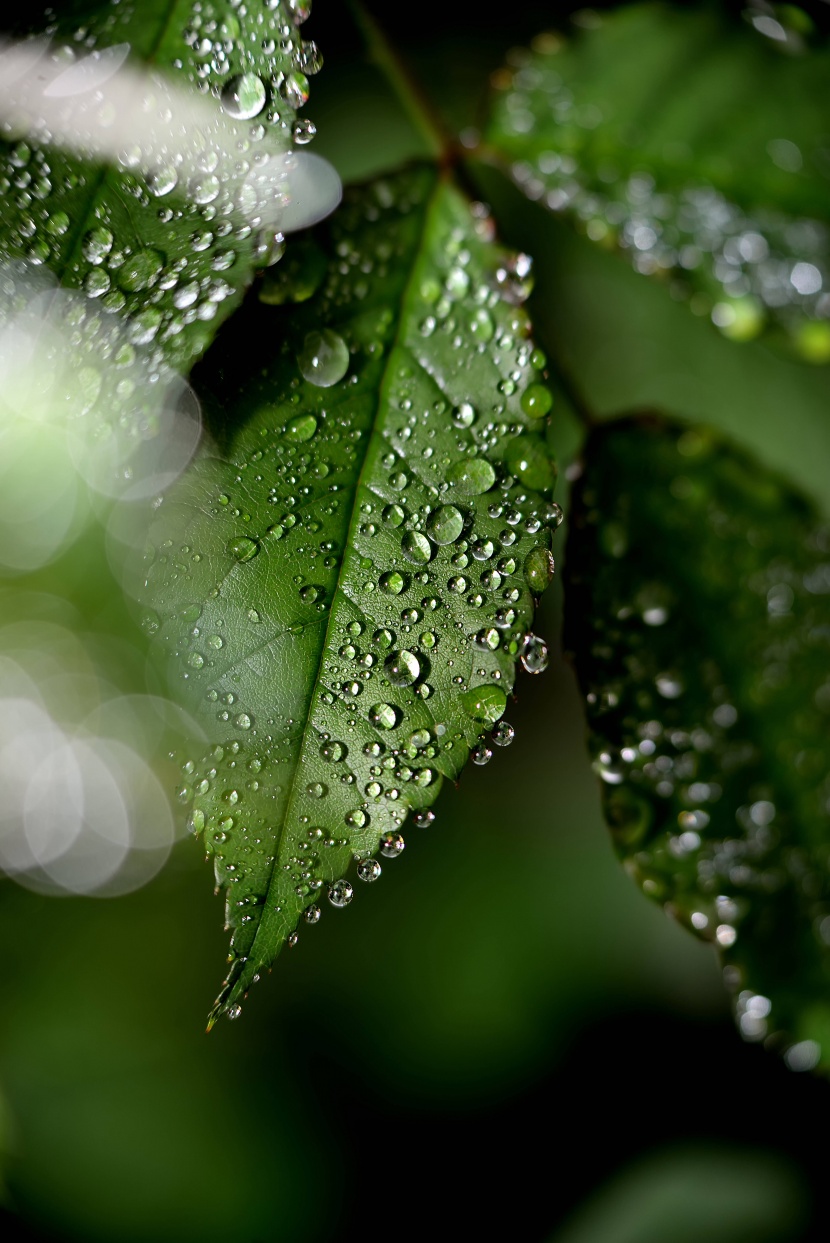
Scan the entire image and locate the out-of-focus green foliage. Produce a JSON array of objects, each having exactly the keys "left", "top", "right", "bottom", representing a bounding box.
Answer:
[
  {"left": 565, "top": 415, "right": 830, "bottom": 1067},
  {"left": 486, "top": 3, "right": 830, "bottom": 358}
]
